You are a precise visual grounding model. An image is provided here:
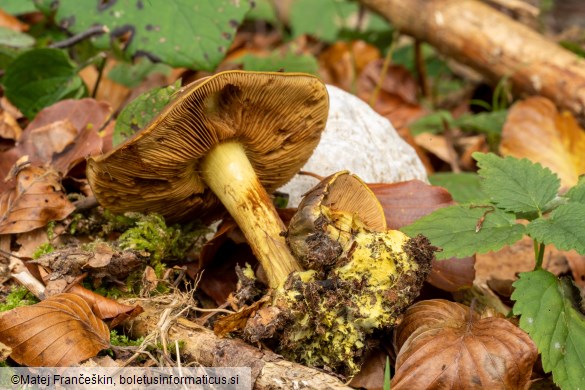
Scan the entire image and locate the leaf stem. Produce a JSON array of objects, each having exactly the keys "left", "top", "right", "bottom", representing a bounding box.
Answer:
[
  {"left": 92, "top": 55, "right": 107, "bottom": 99},
  {"left": 534, "top": 240, "right": 545, "bottom": 269},
  {"left": 368, "top": 29, "right": 399, "bottom": 107},
  {"left": 49, "top": 25, "right": 109, "bottom": 49}
]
